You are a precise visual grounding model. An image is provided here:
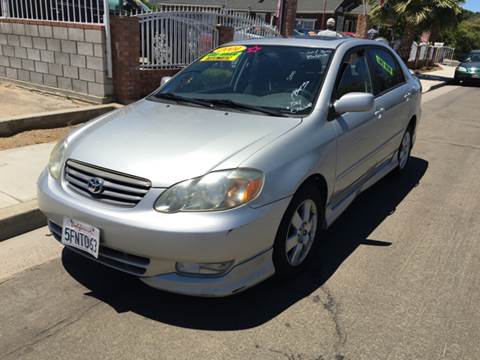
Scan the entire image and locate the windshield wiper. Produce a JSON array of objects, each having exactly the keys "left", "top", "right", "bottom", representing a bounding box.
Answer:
[
  {"left": 198, "top": 99, "right": 289, "bottom": 117},
  {"left": 150, "top": 92, "right": 213, "bottom": 108}
]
